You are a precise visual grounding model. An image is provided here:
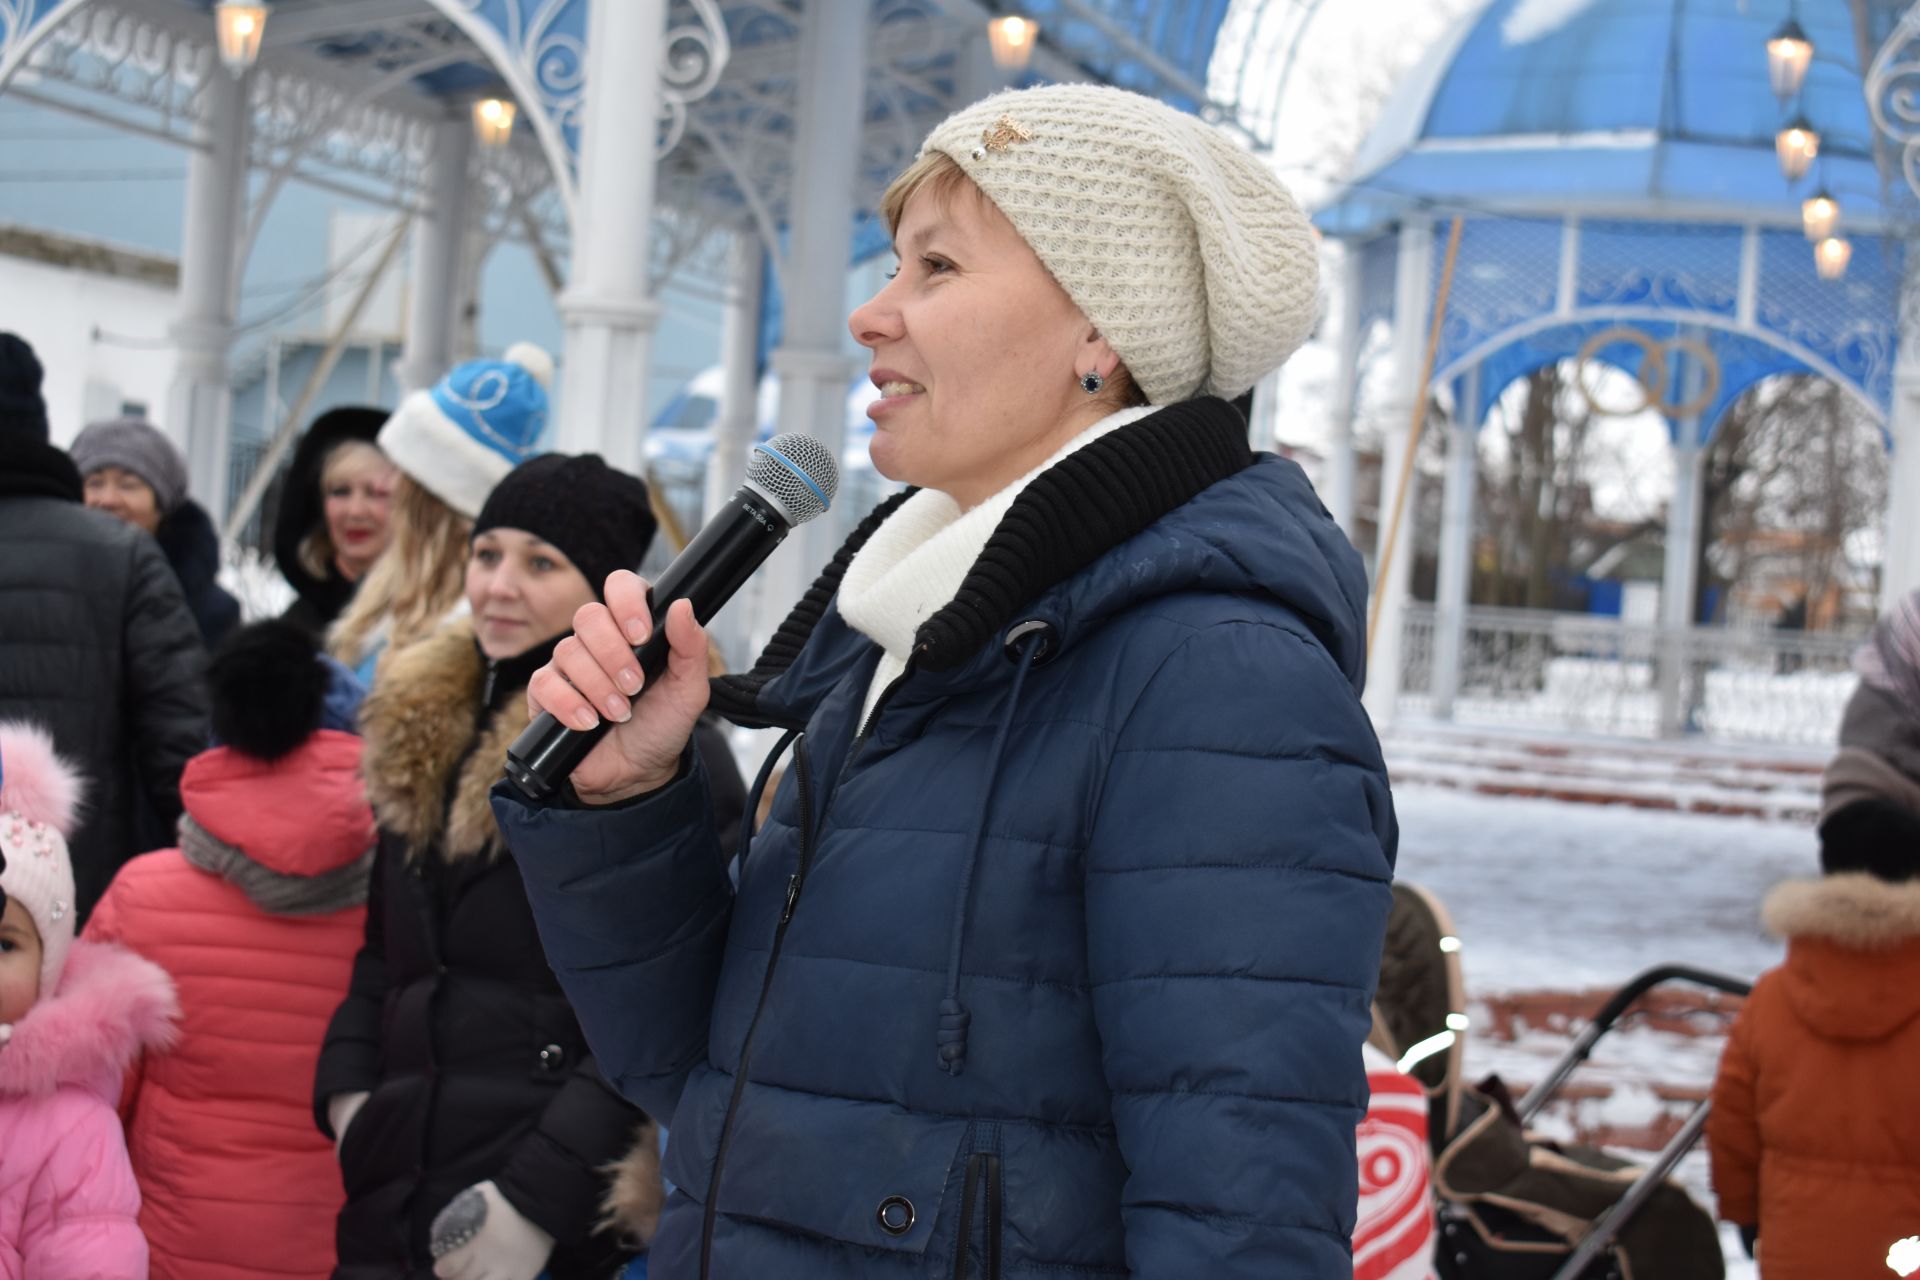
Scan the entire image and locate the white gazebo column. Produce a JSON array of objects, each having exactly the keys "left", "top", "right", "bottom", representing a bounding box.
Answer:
[
  {"left": 1247, "top": 368, "right": 1281, "bottom": 450},
  {"left": 706, "top": 232, "right": 765, "bottom": 519},
  {"left": 1886, "top": 413, "right": 1920, "bottom": 610},
  {"left": 1362, "top": 216, "right": 1434, "bottom": 730},
  {"left": 168, "top": 64, "right": 251, "bottom": 519},
  {"left": 554, "top": 0, "right": 666, "bottom": 471},
  {"left": 751, "top": 0, "right": 867, "bottom": 649},
  {"left": 395, "top": 117, "right": 473, "bottom": 394},
  {"left": 1657, "top": 426, "right": 1705, "bottom": 738},
  {"left": 1431, "top": 365, "right": 1481, "bottom": 720},
  {"left": 1325, "top": 243, "right": 1365, "bottom": 538},
  {"left": 1884, "top": 264, "right": 1920, "bottom": 611},
  {"left": 707, "top": 232, "right": 766, "bottom": 669}
]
